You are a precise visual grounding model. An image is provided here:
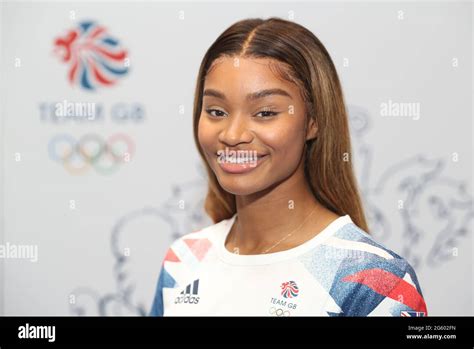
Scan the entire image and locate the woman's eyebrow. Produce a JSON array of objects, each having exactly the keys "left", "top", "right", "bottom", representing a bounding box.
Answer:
[
  {"left": 203, "top": 89, "right": 227, "bottom": 100},
  {"left": 246, "top": 88, "right": 293, "bottom": 101},
  {"left": 203, "top": 88, "right": 292, "bottom": 101}
]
